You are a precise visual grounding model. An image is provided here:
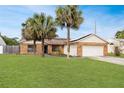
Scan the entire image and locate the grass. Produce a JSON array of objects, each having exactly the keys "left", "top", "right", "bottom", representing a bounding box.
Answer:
[
  {"left": 108, "top": 53, "right": 124, "bottom": 58},
  {"left": 0, "top": 55, "right": 124, "bottom": 88}
]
